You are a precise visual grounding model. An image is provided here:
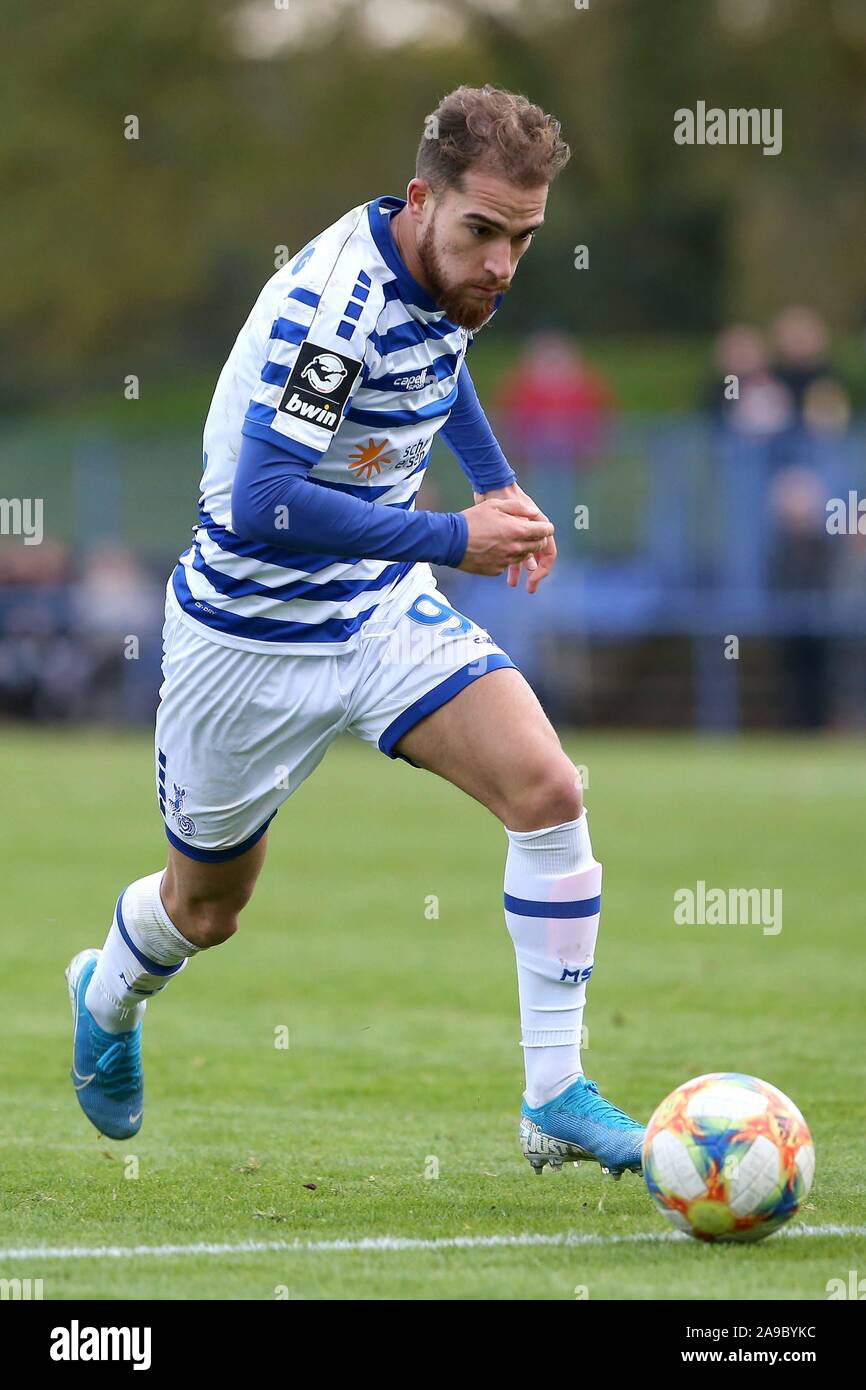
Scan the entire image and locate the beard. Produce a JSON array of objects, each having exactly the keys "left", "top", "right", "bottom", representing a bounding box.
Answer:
[{"left": 416, "top": 218, "right": 506, "bottom": 332}]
